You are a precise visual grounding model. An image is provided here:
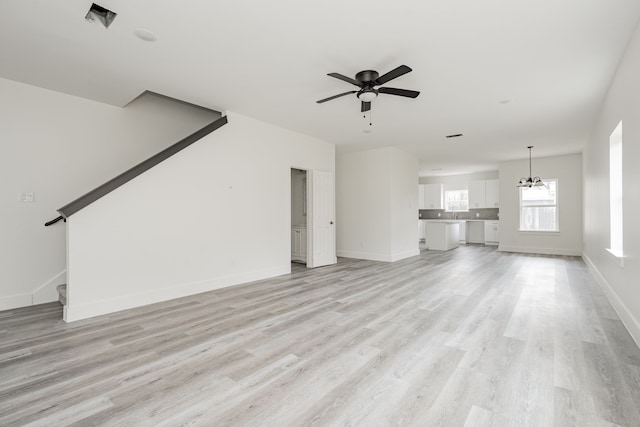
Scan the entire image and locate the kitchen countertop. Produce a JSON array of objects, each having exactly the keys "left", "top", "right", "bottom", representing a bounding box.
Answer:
[{"left": 420, "top": 219, "right": 494, "bottom": 222}]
